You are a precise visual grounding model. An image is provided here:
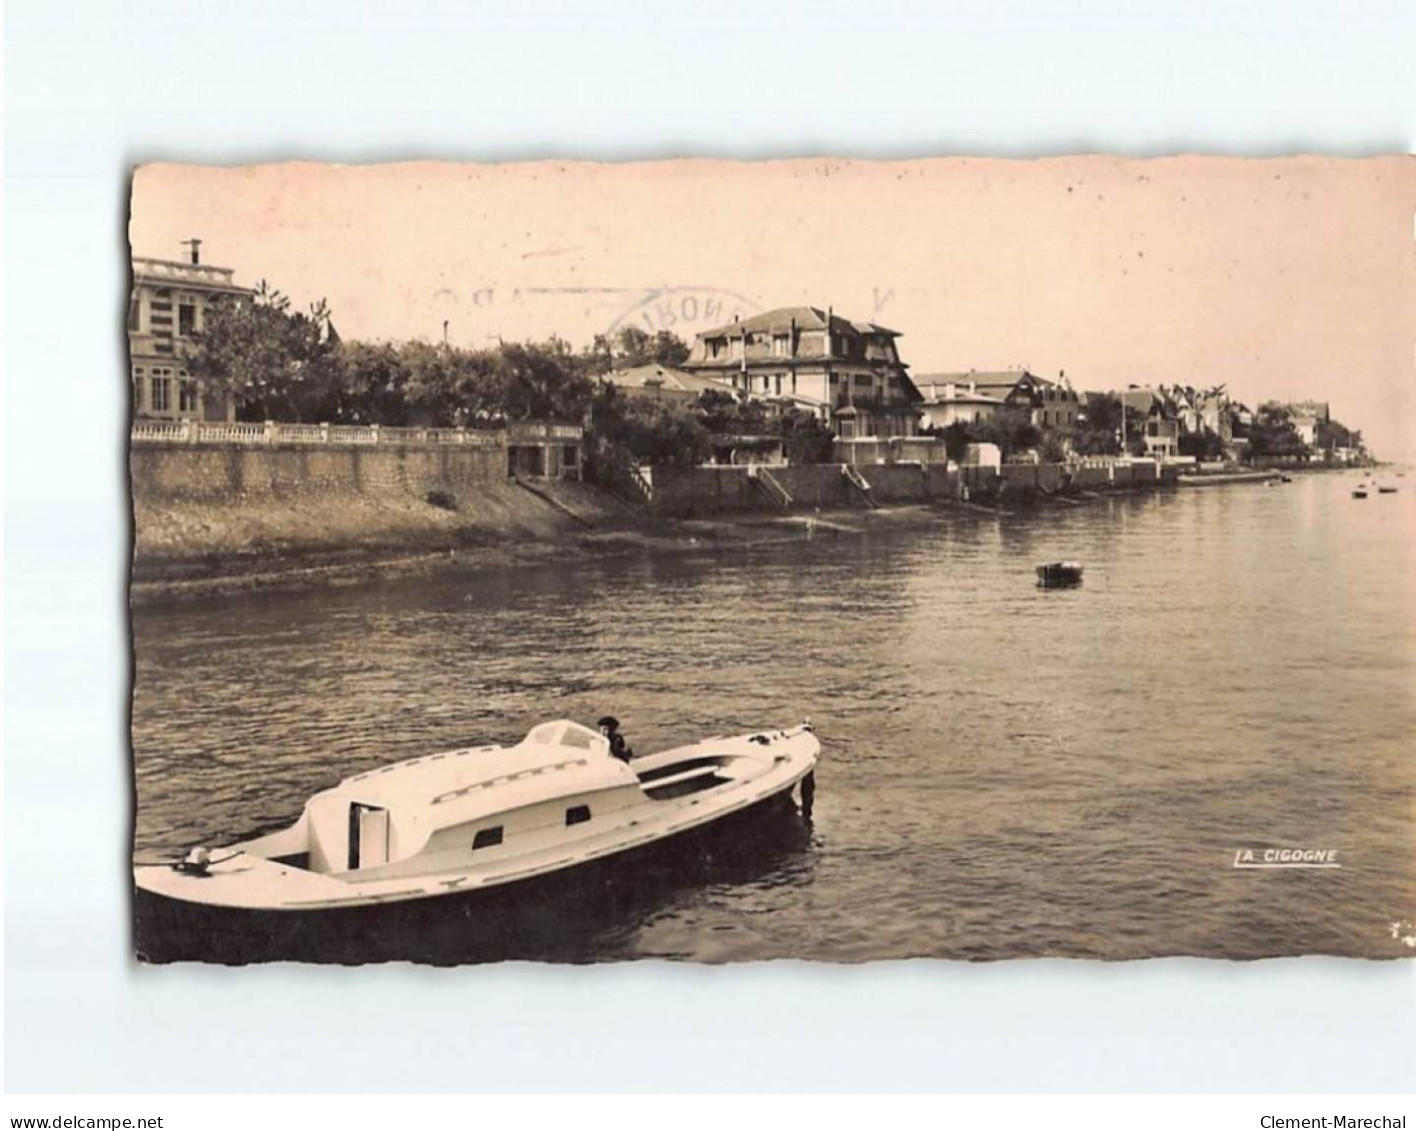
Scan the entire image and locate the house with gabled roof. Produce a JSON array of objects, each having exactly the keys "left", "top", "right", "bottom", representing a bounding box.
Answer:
[
  {"left": 1115, "top": 386, "right": 1179, "bottom": 458},
  {"left": 946, "top": 369, "right": 1082, "bottom": 433},
  {"left": 1286, "top": 400, "right": 1330, "bottom": 448},
  {"left": 681, "top": 305, "right": 923, "bottom": 440},
  {"left": 913, "top": 377, "right": 1007, "bottom": 429}
]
